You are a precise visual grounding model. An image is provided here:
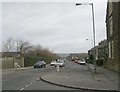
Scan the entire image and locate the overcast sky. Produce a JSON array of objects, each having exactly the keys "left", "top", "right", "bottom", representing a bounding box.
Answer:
[{"left": 2, "top": 1, "right": 107, "bottom": 53}]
